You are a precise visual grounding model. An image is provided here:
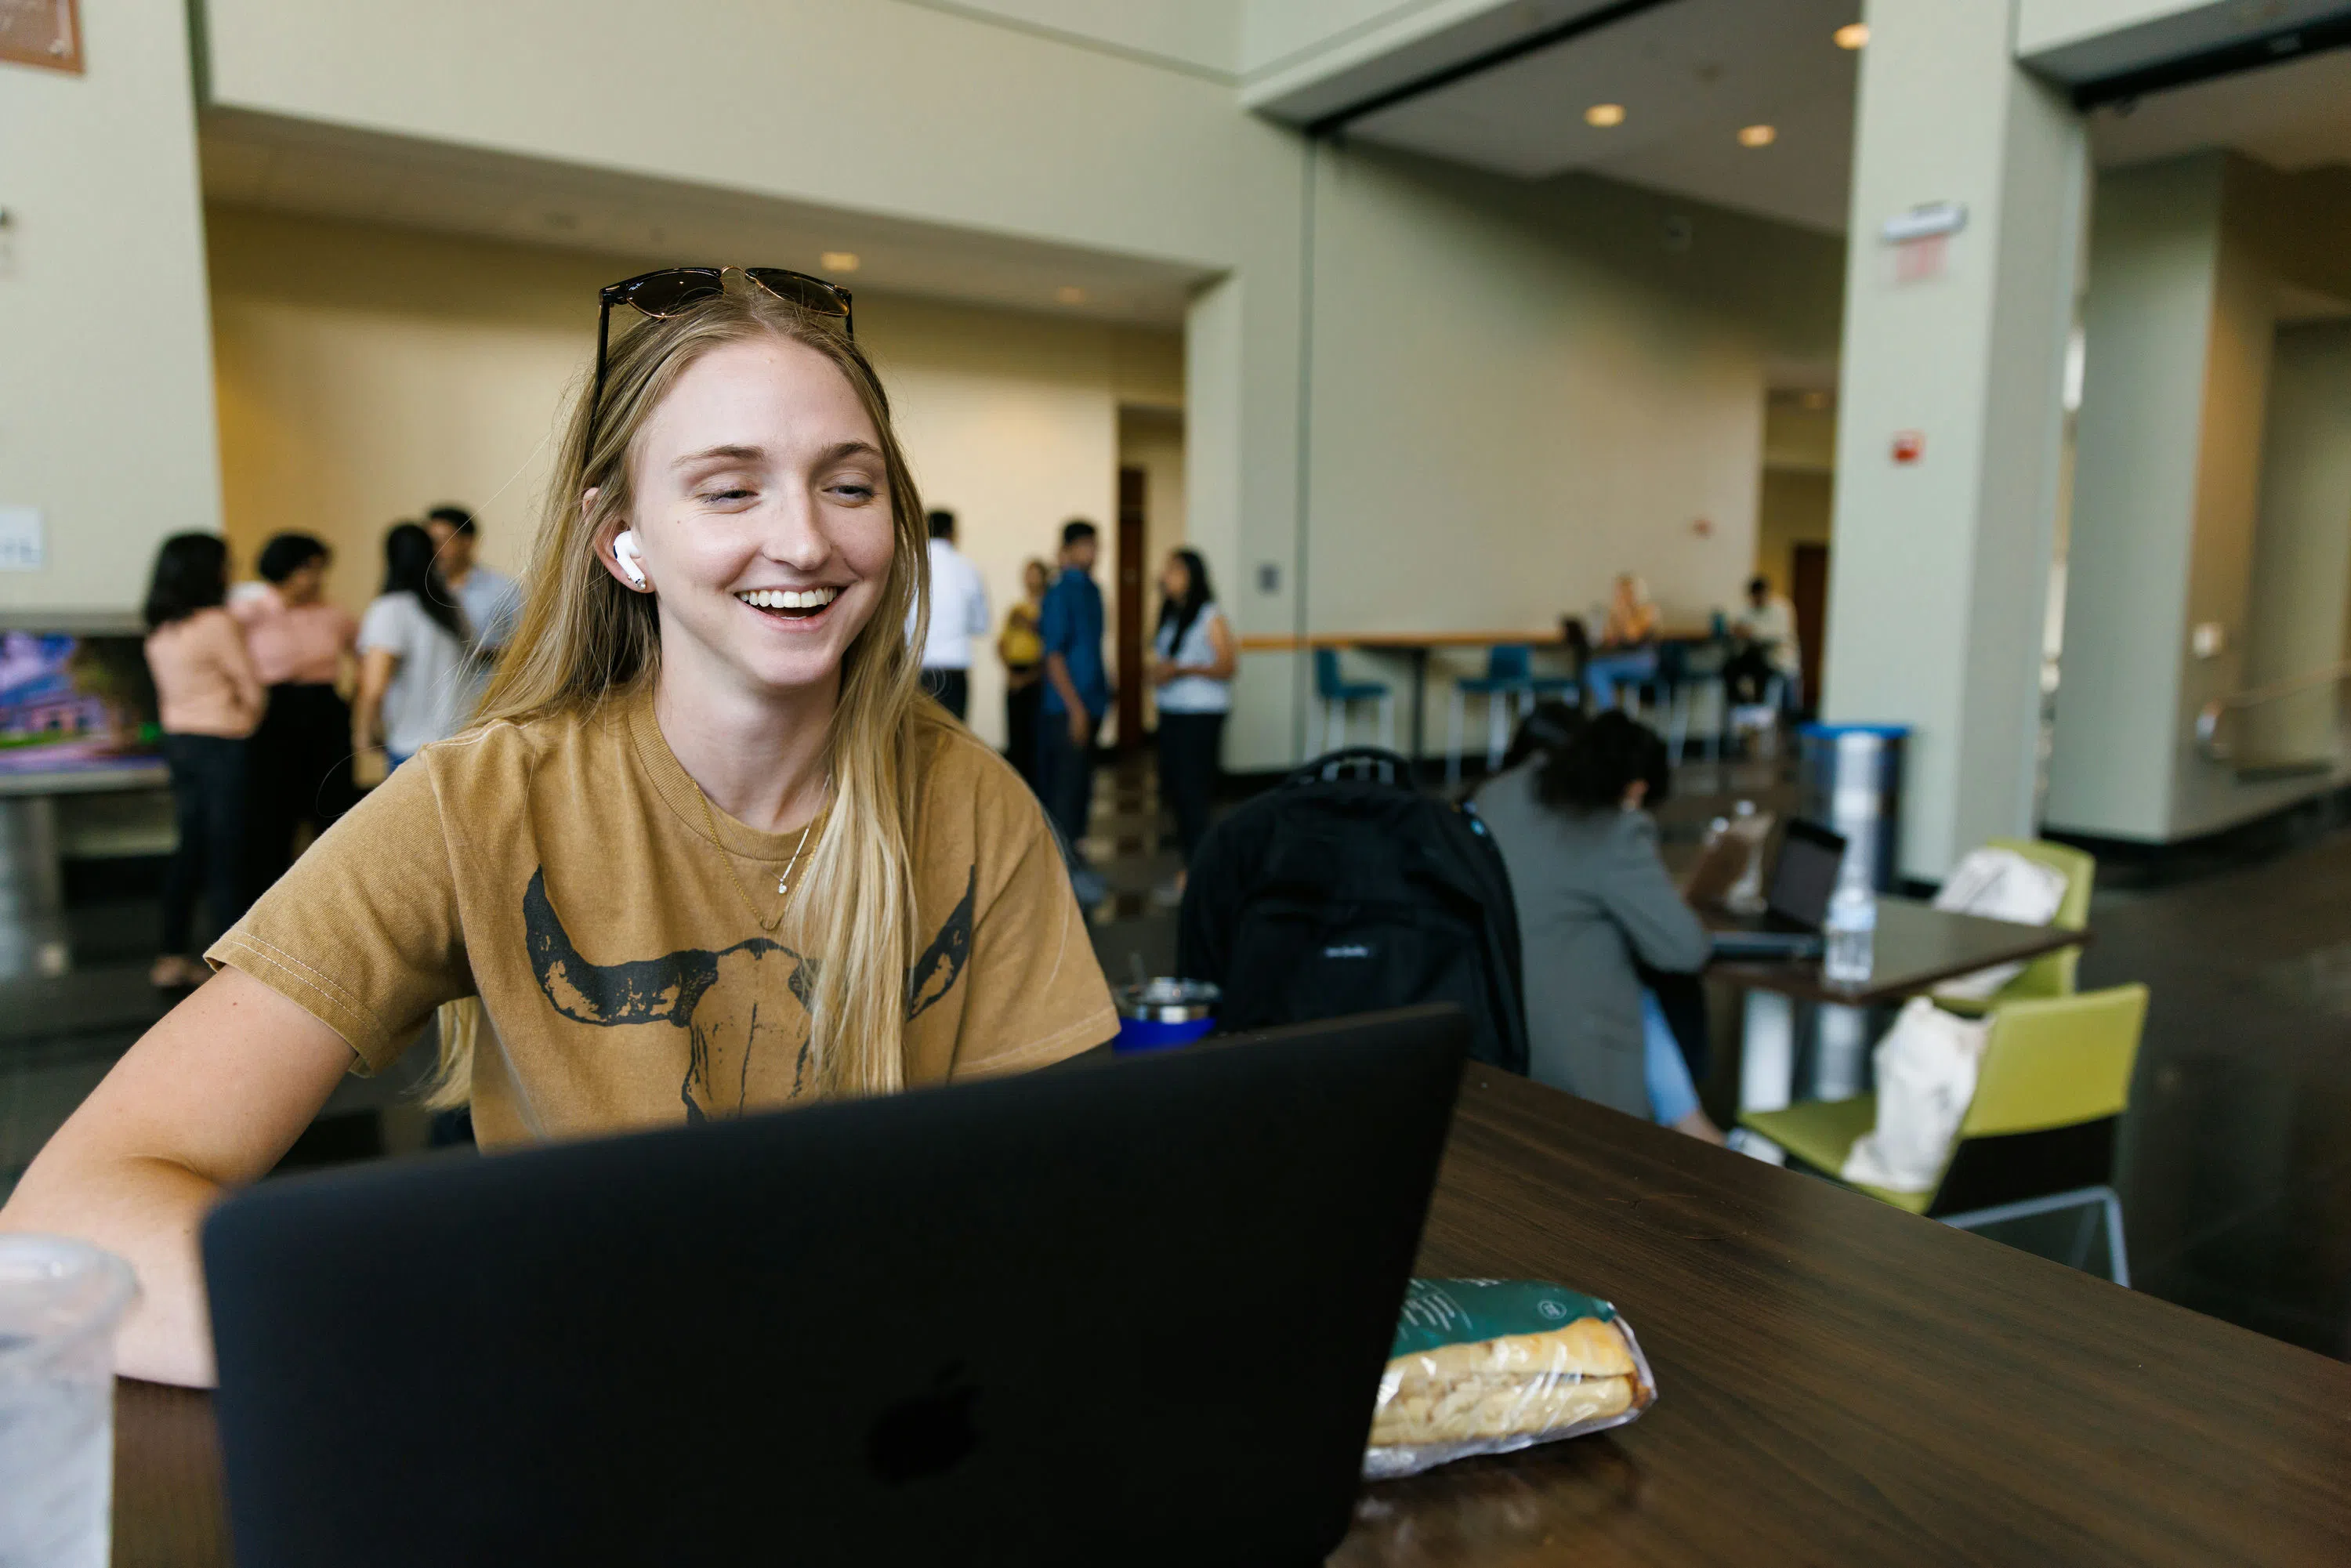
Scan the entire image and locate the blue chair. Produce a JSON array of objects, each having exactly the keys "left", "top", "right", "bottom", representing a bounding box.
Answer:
[
  {"left": 1310, "top": 648, "right": 1394, "bottom": 755},
  {"left": 1445, "top": 645, "right": 1571, "bottom": 786},
  {"left": 1655, "top": 639, "right": 1730, "bottom": 765}
]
